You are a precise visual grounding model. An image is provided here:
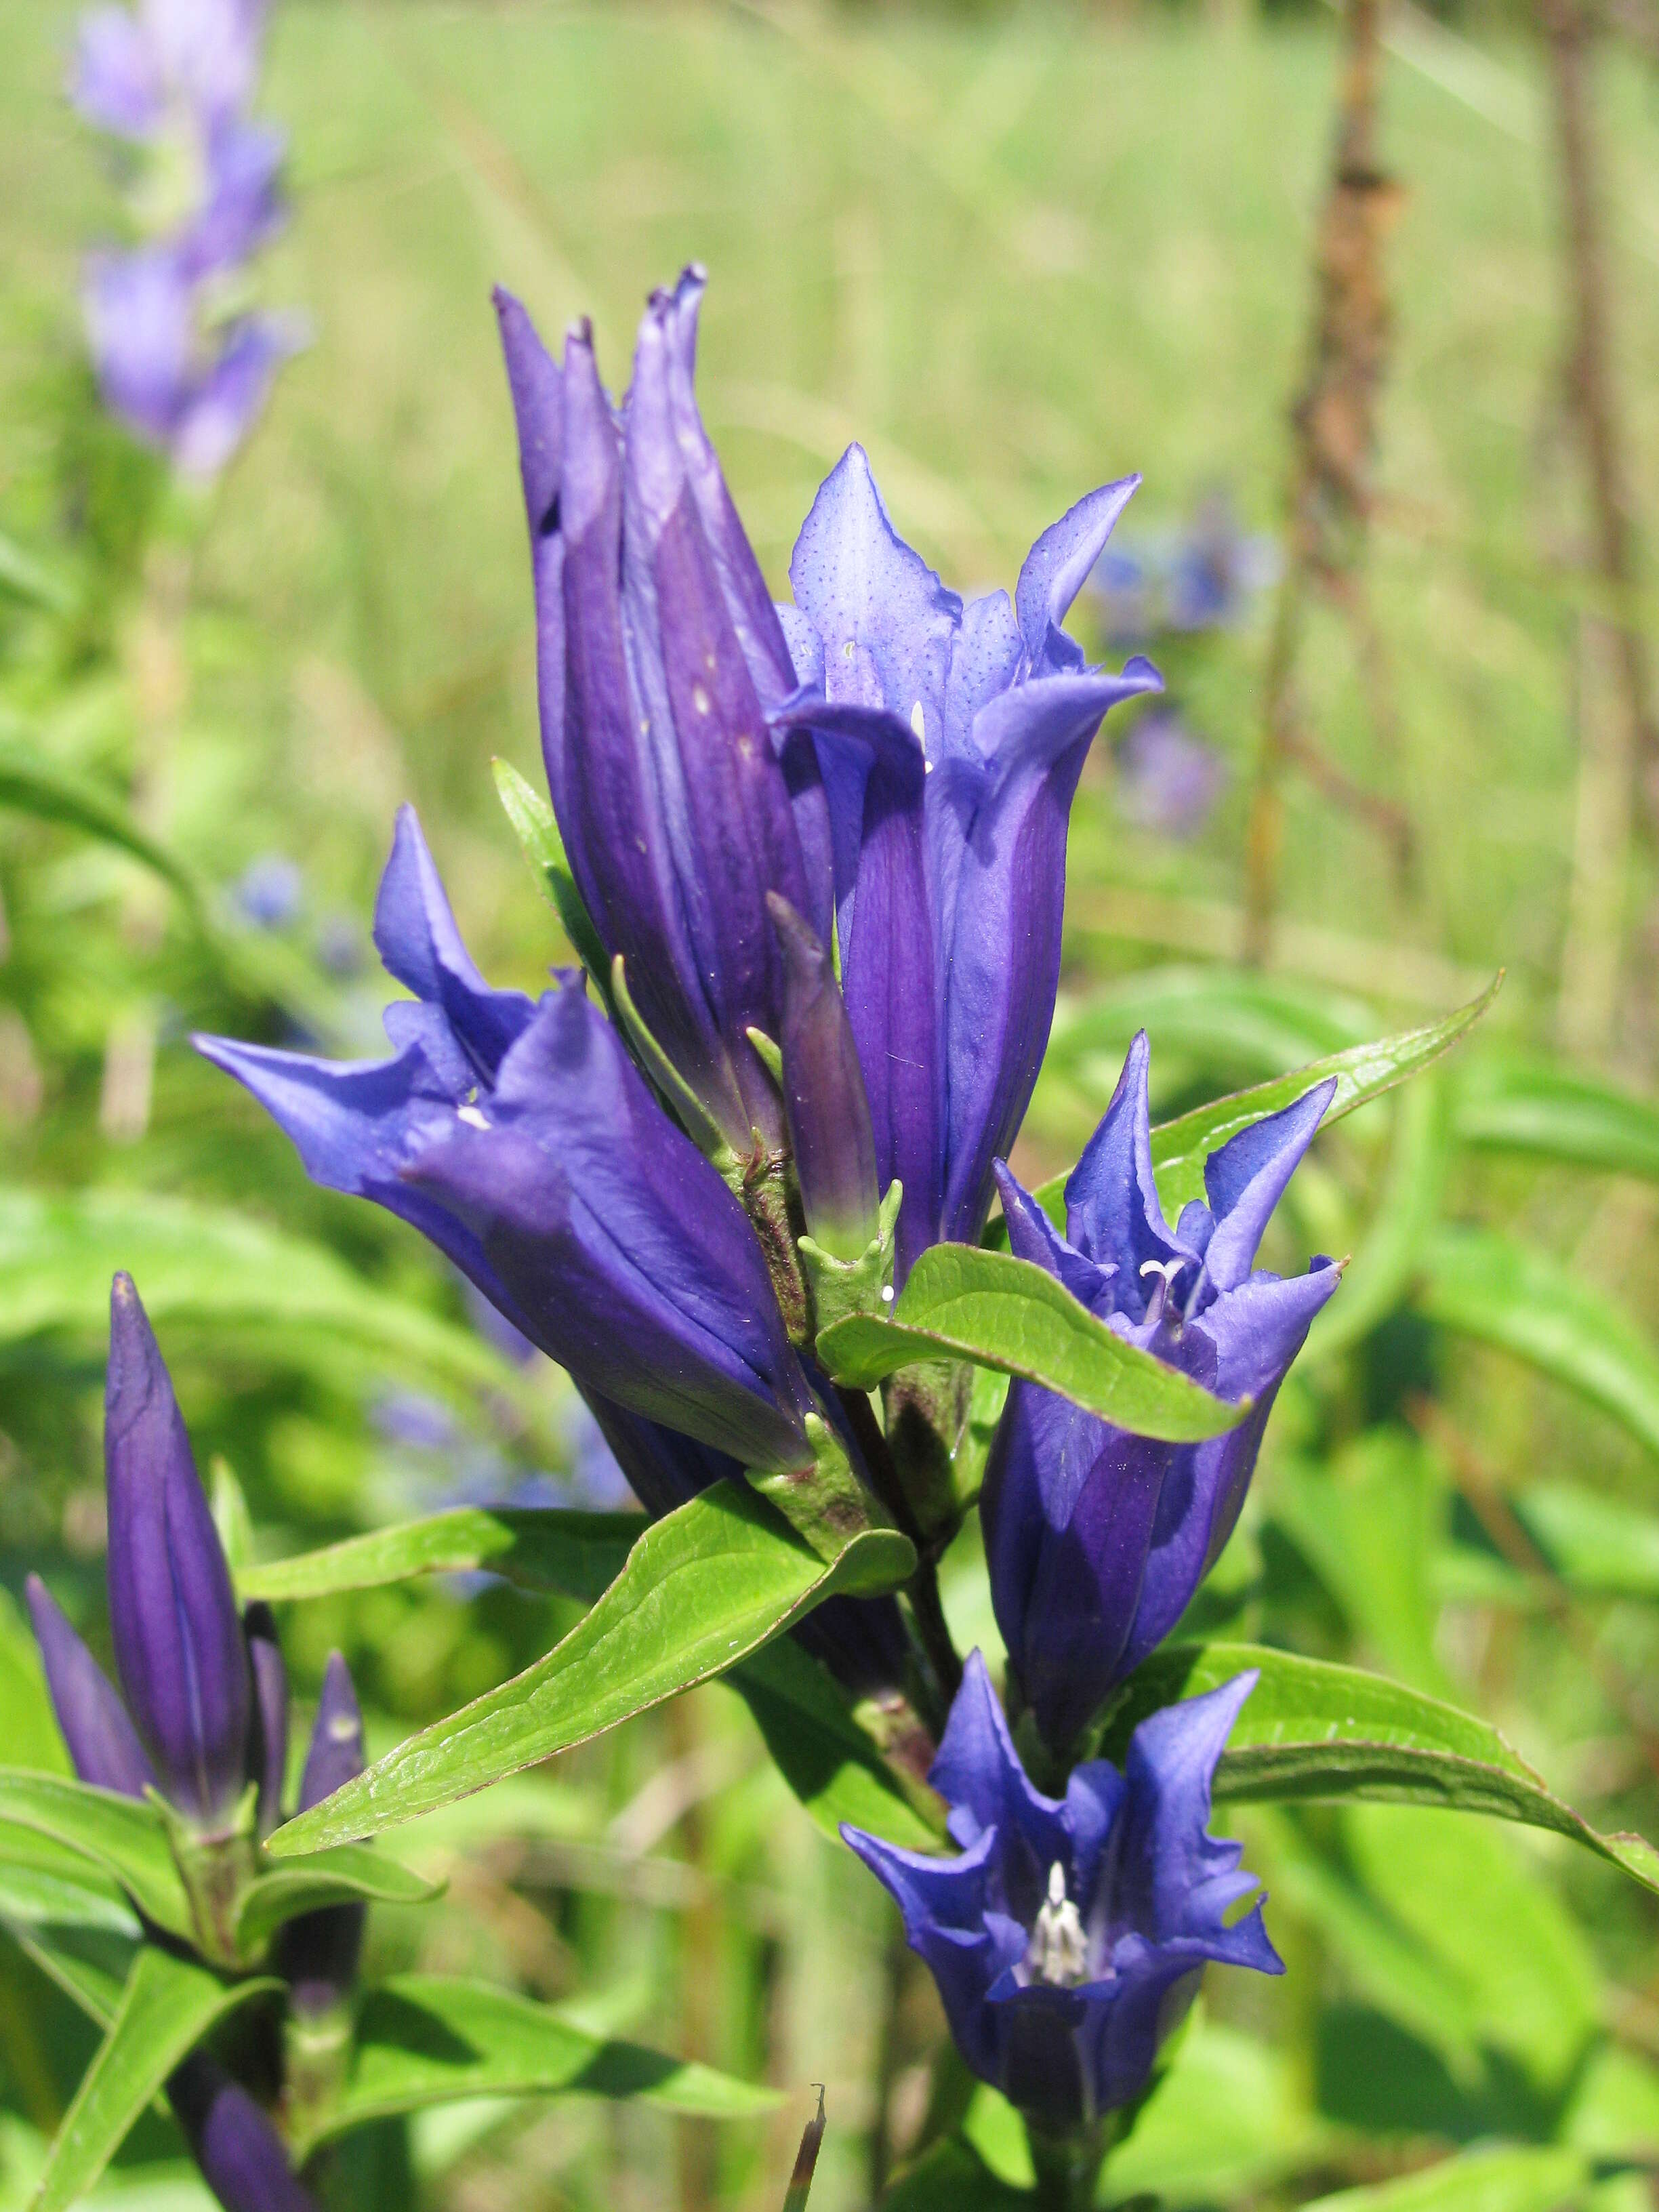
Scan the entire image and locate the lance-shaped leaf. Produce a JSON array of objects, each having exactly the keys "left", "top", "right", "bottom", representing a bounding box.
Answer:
[
  {"left": 1416, "top": 1227, "right": 1659, "bottom": 1459},
  {"left": 0, "top": 1770, "right": 192, "bottom": 1942},
  {"left": 270, "top": 1482, "right": 915, "bottom": 1850},
  {"left": 234, "top": 1842, "right": 443, "bottom": 1952},
  {"left": 1454, "top": 1054, "right": 1659, "bottom": 1182},
  {"left": 291, "top": 1971, "right": 777, "bottom": 2157},
  {"left": 0, "top": 726, "right": 205, "bottom": 921},
  {"left": 491, "top": 756, "right": 612, "bottom": 996},
  {"left": 1102, "top": 1643, "right": 1659, "bottom": 1897},
  {"left": 30, "top": 1946, "right": 280, "bottom": 2212},
  {"left": 1019, "top": 977, "right": 1502, "bottom": 1229},
  {"left": 240, "top": 1511, "right": 942, "bottom": 1853},
  {"left": 817, "top": 1243, "right": 1246, "bottom": 1441},
  {"left": 0, "top": 1843, "right": 140, "bottom": 2027}
]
